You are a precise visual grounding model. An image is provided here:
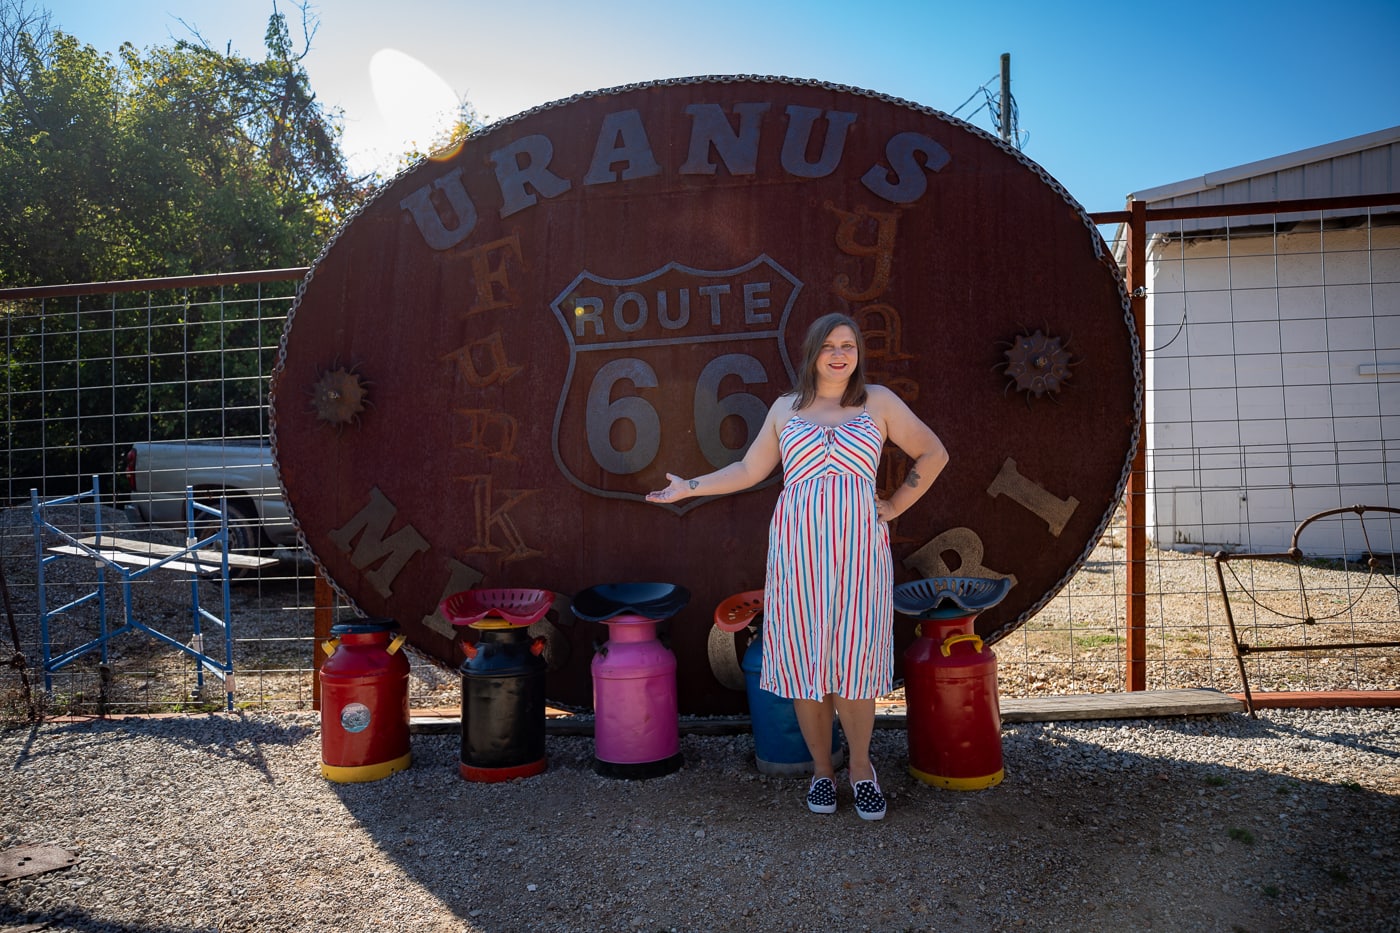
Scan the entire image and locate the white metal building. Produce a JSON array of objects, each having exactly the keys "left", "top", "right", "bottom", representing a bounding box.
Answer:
[{"left": 1124, "top": 126, "right": 1400, "bottom": 557}]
